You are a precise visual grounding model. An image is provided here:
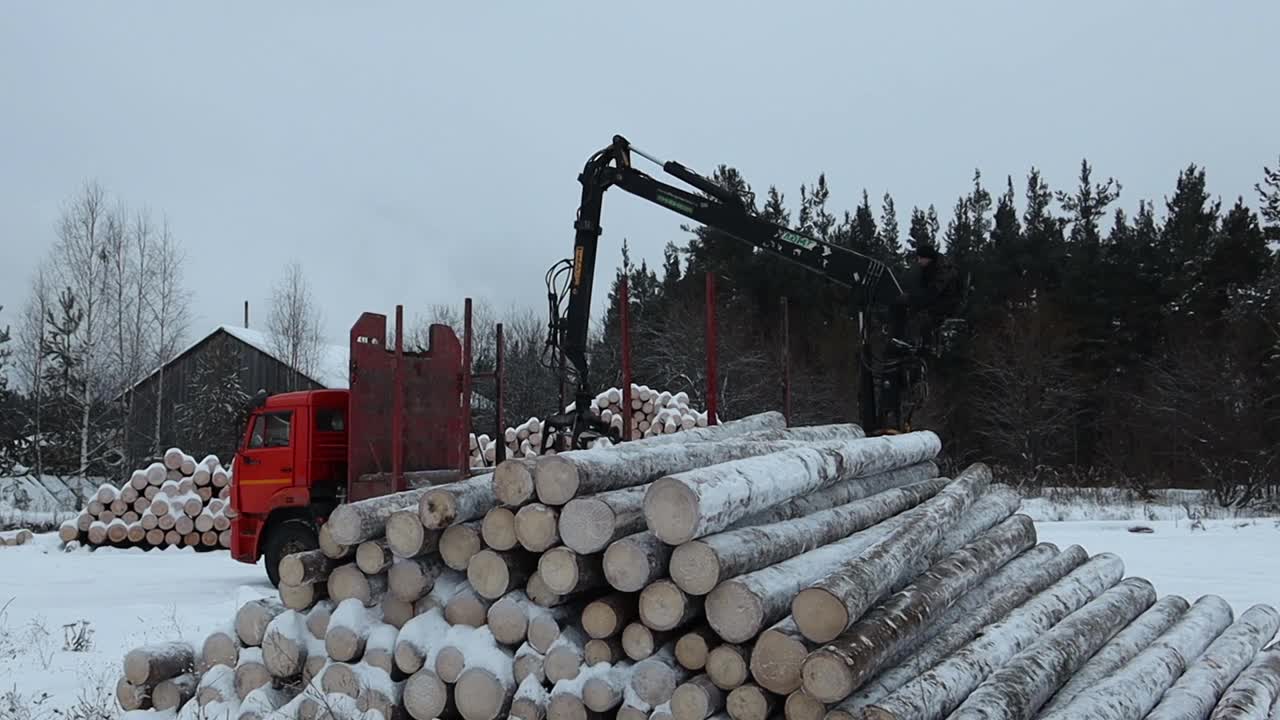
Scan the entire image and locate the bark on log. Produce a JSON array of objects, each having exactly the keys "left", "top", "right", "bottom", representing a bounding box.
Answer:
[
  {"left": 328, "top": 488, "right": 431, "bottom": 545},
  {"left": 440, "top": 520, "right": 483, "bottom": 571},
  {"left": 725, "top": 684, "right": 774, "bottom": 720},
  {"left": 482, "top": 506, "right": 519, "bottom": 551},
  {"left": 152, "top": 673, "right": 197, "bottom": 711},
  {"left": 495, "top": 458, "right": 538, "bottom": 507},
  {"left": 1036, "top": 594, "right": 1235, "bottom": 720},
  {"left": 583, "top": 592, "right": 639, "bottom": 640},
  {"left": 671, "top": 478, "right": 948, "bottom": 596},
  {"left": 623, "top": 622, "right": 682, "bottom": 662},
  {"left": 1209, "top": 646, "right": 1280, "bottom": 720},
  {"left": 944, "top": 577, "right": 1158, "bottom": 720},
  {"left": 468, "top": 548, "right": 536, "bottom": 599},
  {"left": 604, "top": 531, "right": 672, "bottom": 593},
  {"left": 419, "top": 474, "right": 497, "bottom": 529},
  {"left": 643, "top": 432, "right": 941, "bottom": 544},
  {"left": 388, "top": 555, "right": 448, "bottom": 603},
  {"left": 835, "top": 543, "right": 1080, "bottom": 713},
  {"left": 704, "top": 508, "right": 917, "bottom": 644},
  {"left": 1145, "top": 605, "right": 1280, "bottom": 720},
  {"left": 789, "top": 463, "right": 993, "bottom": 644},
  {"left": 676, "top": 627, "right": 720, "bottom": 672},
  {"left": 356, "top": 538, "right": 395, "bottom": 575},
  {"left": 796, "top": 513, "right": 1037, "bottom": 694},
  {"left": 672, "top": 674, "right": 726, "bottom": 720},
  {"left": 580, "top": 637, "right": 622, "bottom": 666},
  {"left": 705, "top": 643, "right": 750, "bottom": 691},
  {"left": 854, "top": 552, "right": 1127, "bottom": 716},
  {"left": 235, "top": 599, "right": 285, "bottom": 647},
  {"left": 631, "top": 644, "right": 693, "bottom": 706},
  {"left": 386, "top": 509, "right": 440, "bottom": 559},
  {"left": 1039, "top": 594, "right": 1189, "bottom": 715},
  {"left": 404, "top": 669, "right": 451, "bottom": 720},
  {"left": 456, "top": 665, "right": 517, "bottom": 720},
  {"left": 640, "top": 579, "right": 702, "bottom": 632},
  {"left": 560, "top": 484, "right": 650, "bottom": 555},
  {"left": 326, "top": 564, "right": 388, "bottom": 607},
  {"left": 279, "top": 549, "right": 338, "bottom": 586},
  {"left": 540, "top": 547, "right": 608, "bottom": 595},
  {"left": 536, "top": 428, "right": 866, "bottom": 507},
  {"left": 516, "top": 503, "right": 562, "bottom": 552},
  {"left": 318, "top": 522, "right": 353, "bottom": 560}
]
